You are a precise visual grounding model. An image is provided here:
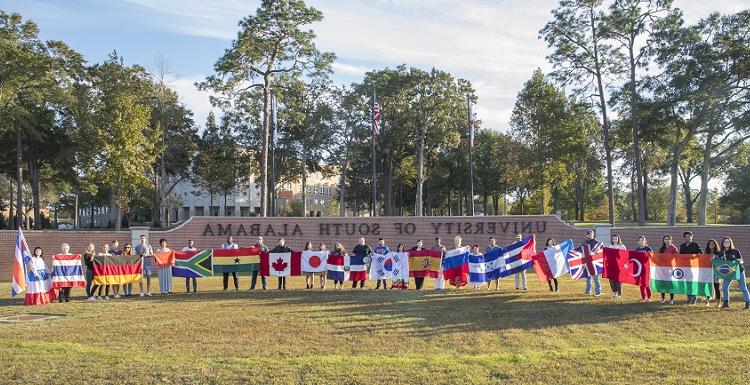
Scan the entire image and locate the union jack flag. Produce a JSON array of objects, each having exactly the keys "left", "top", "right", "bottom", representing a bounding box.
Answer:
[
  {"left": 372, "top": 101, "right": 381, "bottom": 136},
  {"left": 566, "top": 243, "right": 603, "bottom": 280}
]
